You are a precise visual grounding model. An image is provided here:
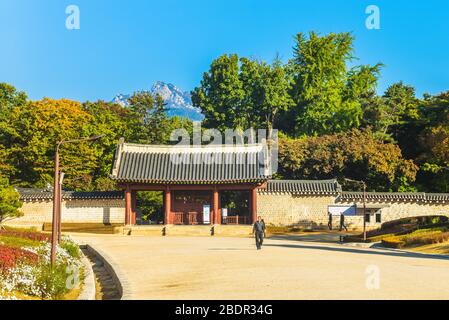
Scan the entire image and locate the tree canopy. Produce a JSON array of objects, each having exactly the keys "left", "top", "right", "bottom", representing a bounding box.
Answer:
[
  {"left": 0, "top": 86, "right": 193, "bottom": 191},
  {"left": 0, "top": 31, "right": 447, "bottom": 193}
]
